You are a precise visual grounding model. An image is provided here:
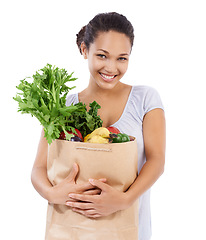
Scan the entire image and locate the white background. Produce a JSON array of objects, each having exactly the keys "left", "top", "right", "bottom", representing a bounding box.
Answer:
[{"left": 1, "top": 0, "right": 206, "bottom": 239}]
